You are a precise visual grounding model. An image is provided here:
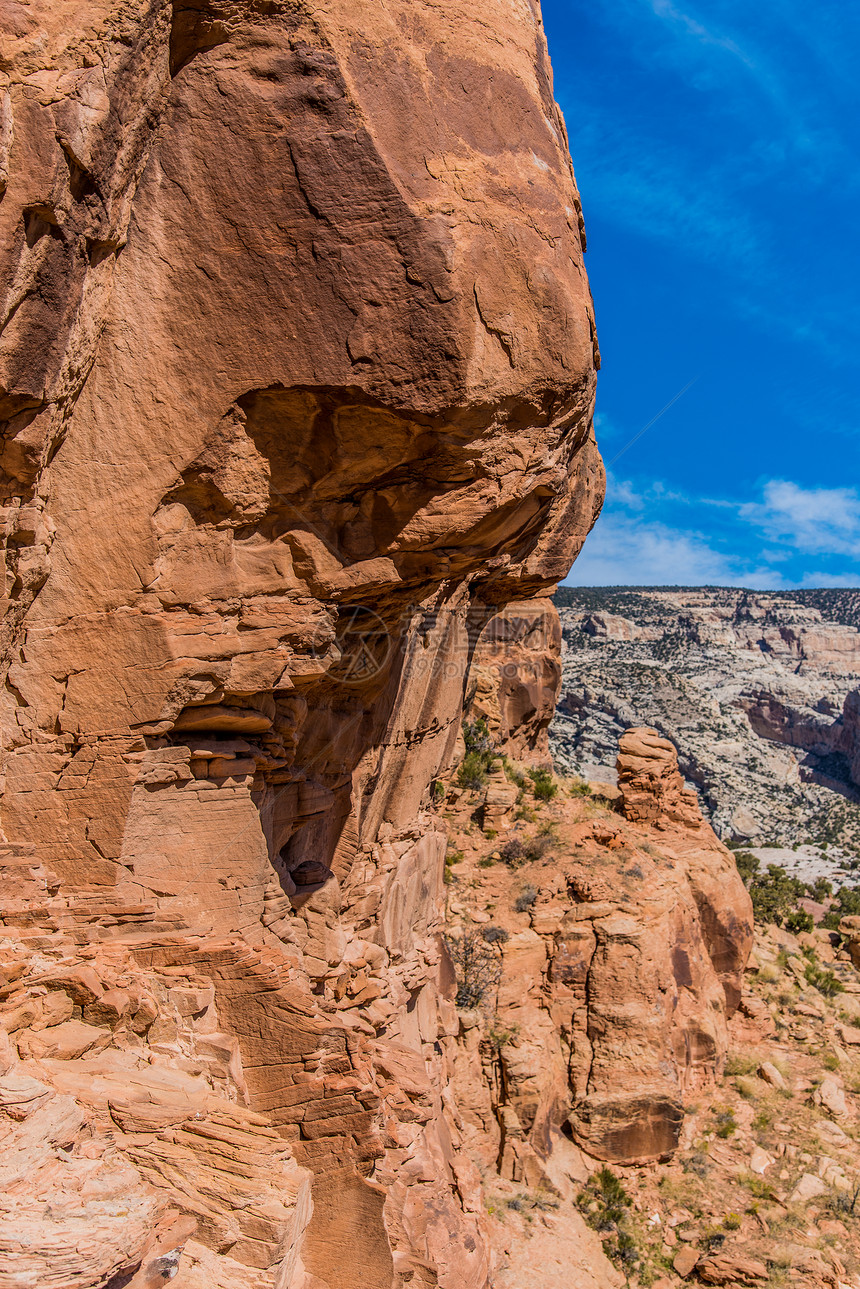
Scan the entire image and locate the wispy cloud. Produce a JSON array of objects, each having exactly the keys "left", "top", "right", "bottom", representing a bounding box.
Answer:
[
  {"left": 553, "top": 0, "right": 860, "bottom": 362},
  {"left": 572, "top": 121, "right": 763, "bottom": 270},
  {"left": 645, "top": 0, "right": 757, "bottom": 72},
  {"left": 548, "top": 0, "right": 860, "bottom": 587},
  {"left": 739, "top": 480, "right": 860, "bottom": 557},
  {"left": 566, "top": 473, "right": 860, "bottom": 588},
  {"left": 632, "top": 0, "right": 847, "bottom": 164},
  {"left": 570, "top": 508, "right": 782, "bottom": 587}
]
